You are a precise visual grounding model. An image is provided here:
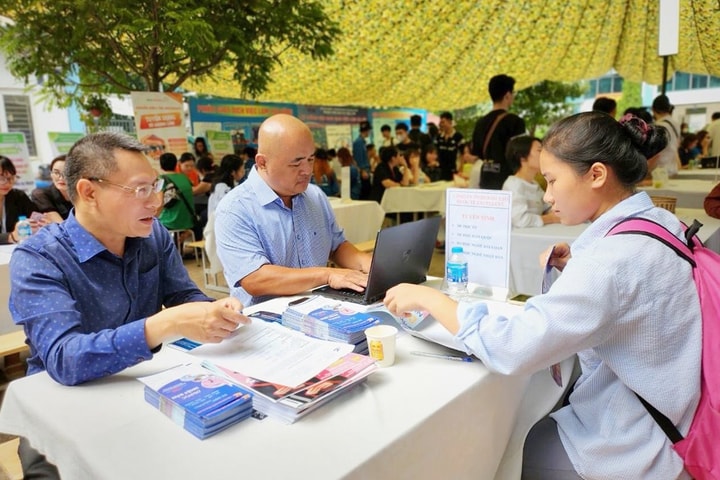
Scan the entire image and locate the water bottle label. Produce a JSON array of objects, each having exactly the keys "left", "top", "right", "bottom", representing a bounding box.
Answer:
[{"left": 447, "top": 263, "right": 468, "bottom": 283}]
